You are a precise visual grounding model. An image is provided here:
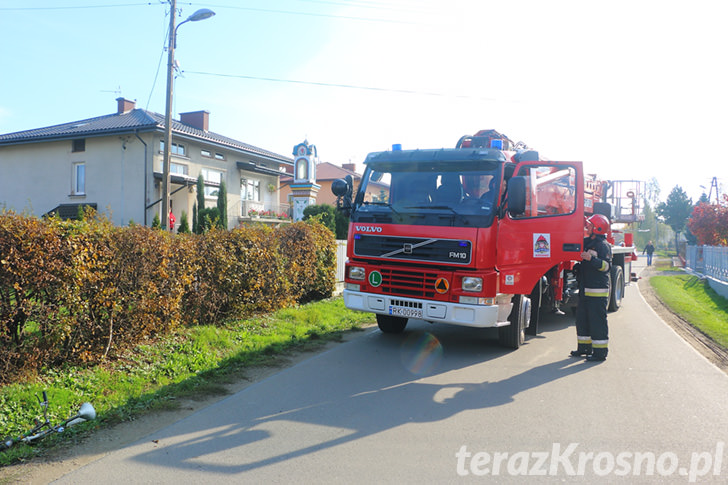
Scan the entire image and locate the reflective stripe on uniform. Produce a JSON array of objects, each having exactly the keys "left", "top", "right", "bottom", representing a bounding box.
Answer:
[
  {"left": 577, "top": 336, "right": 592, "bottom": 343},
  {"left": 598, "top": 260, "right": 609, "bottom": 272},
  {"left": 584, "top": 287, "right": 609, "bottom": 297},
  {"left": 592, "top": 340, "right": 608, "bottom": 349}
]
